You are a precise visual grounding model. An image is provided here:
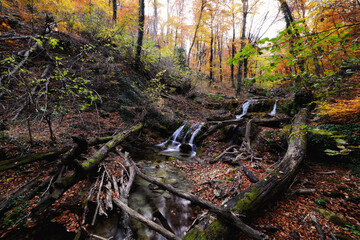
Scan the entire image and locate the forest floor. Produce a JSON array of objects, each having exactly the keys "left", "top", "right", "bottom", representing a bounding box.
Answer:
[{"left": 1, "top": 88, "right": 359, "bottom": 240}]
